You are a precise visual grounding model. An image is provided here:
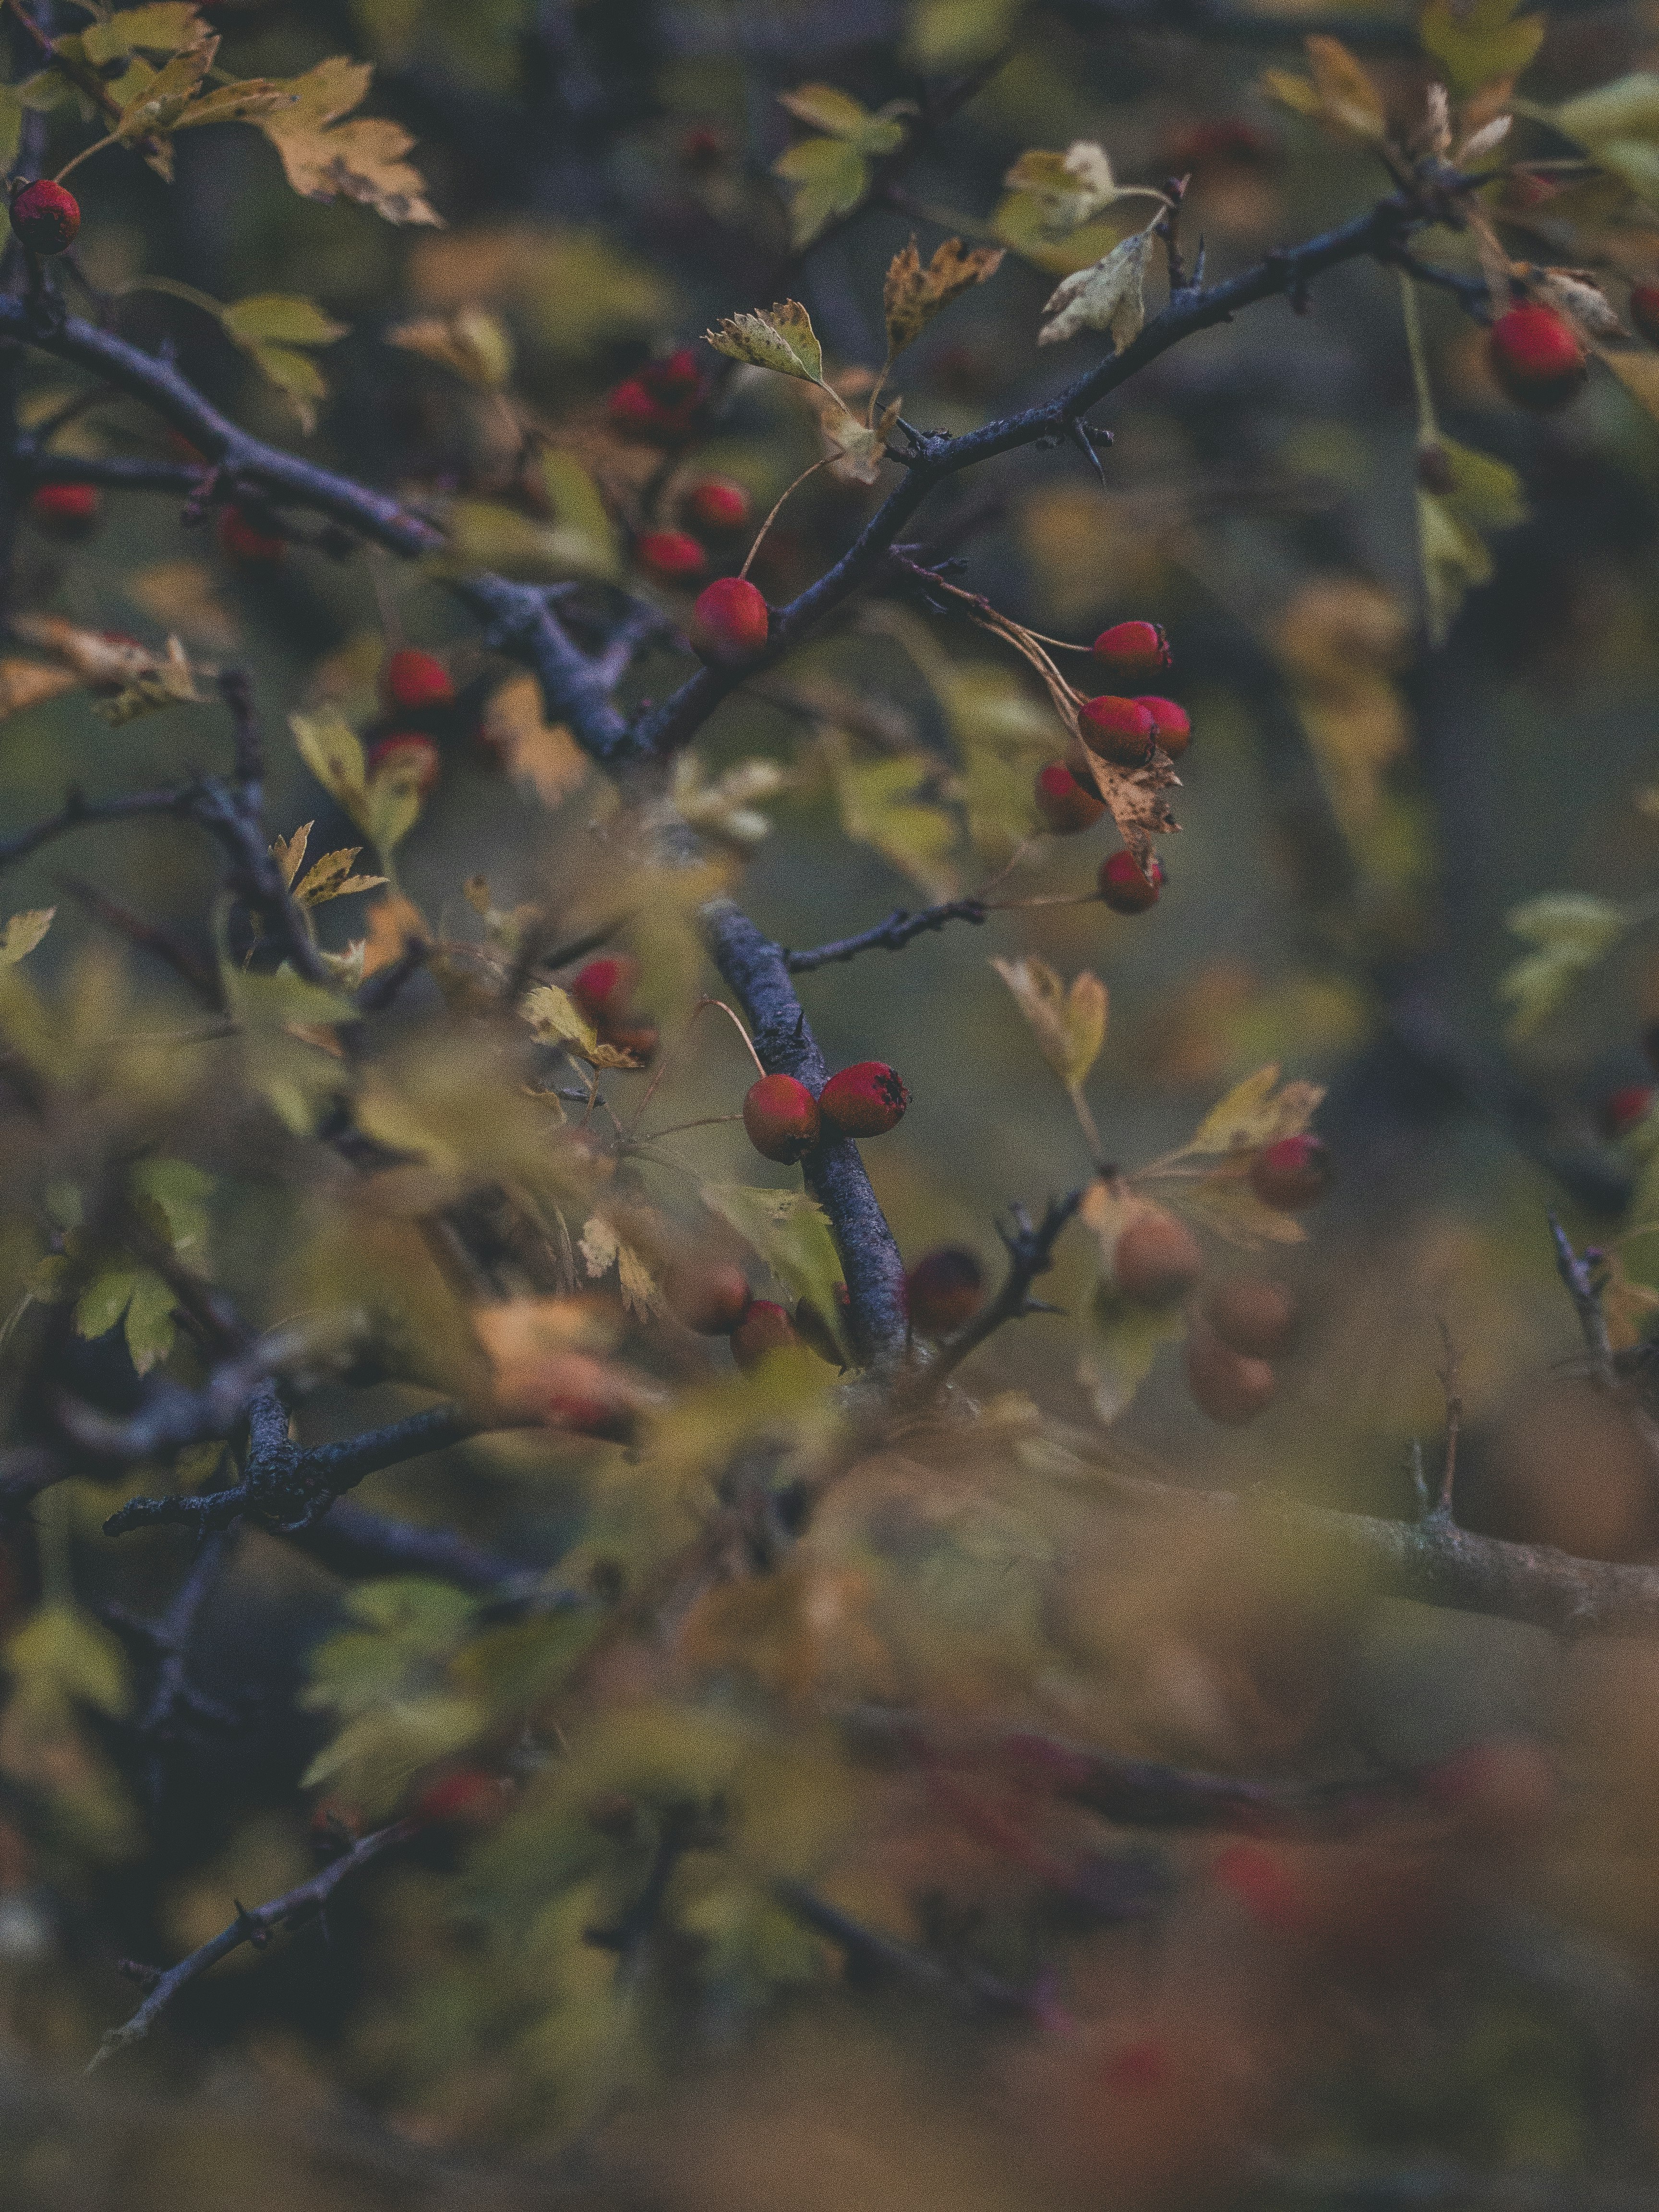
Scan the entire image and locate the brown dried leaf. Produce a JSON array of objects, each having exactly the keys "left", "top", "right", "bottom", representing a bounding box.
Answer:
[
  {"left": 882, "top": 235, "right": 1004, "bottom": 358},
  {"left": 990, "top": 956, "right": 1108, "bottom": 1089},
  {"left": 260, "top": 55, "right": 441, "bottom": 226}
]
